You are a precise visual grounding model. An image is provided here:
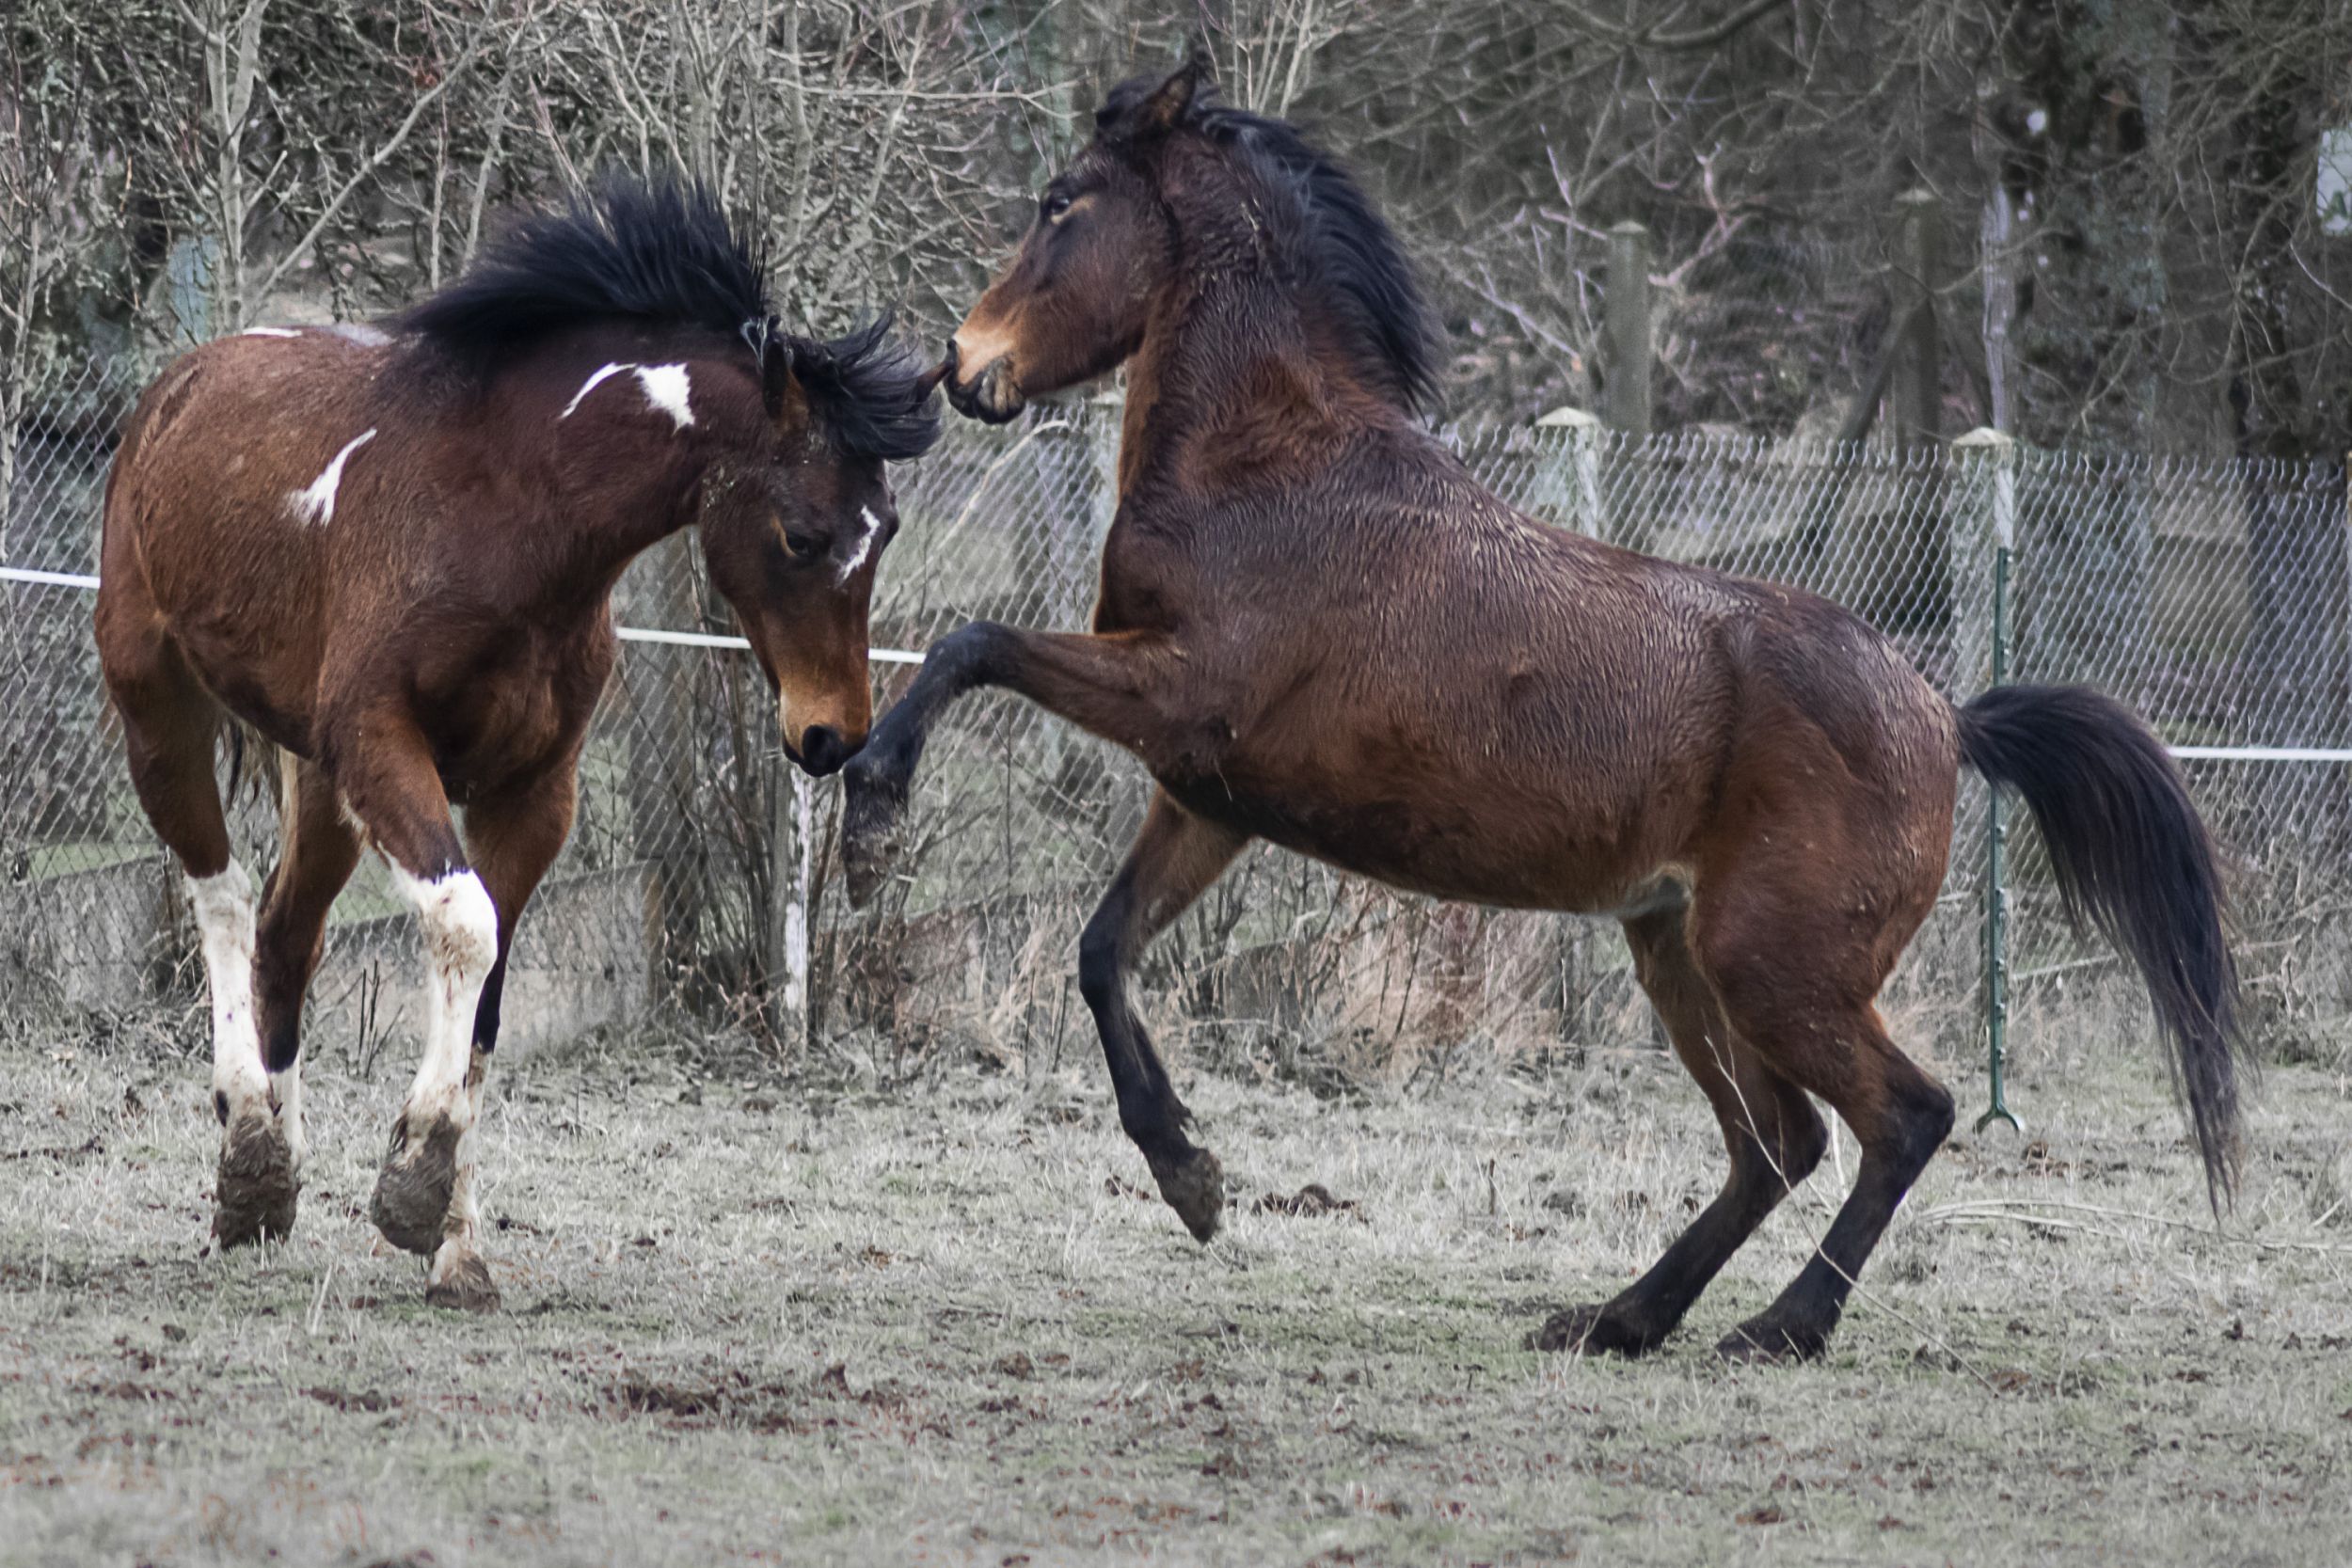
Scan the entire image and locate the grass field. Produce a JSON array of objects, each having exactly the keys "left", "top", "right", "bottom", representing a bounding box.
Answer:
[{"left": 3, "top": 1008, "right": 2348, "bottom": 1567}]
